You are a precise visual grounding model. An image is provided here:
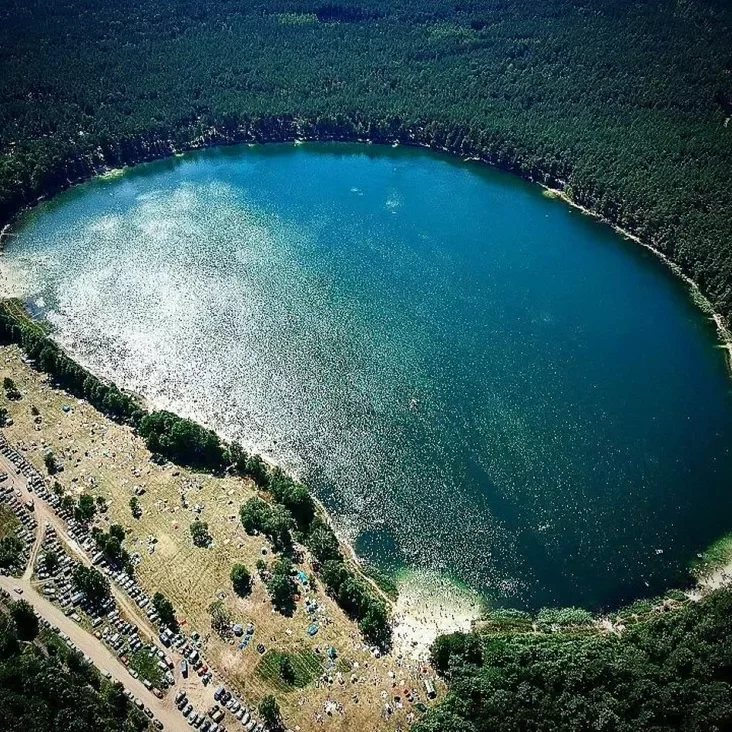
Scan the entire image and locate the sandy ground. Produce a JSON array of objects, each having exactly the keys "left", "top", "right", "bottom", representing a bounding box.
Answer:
[
  {"left": 687, "top": 558, "right": 732, "bottom": 601},
  {"left": 392, "top": 571, "right": 482, "bottom": 660}
]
